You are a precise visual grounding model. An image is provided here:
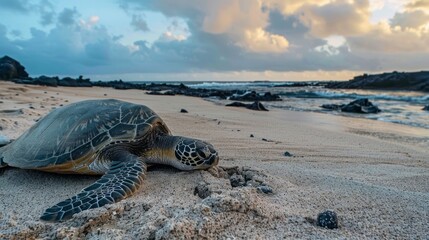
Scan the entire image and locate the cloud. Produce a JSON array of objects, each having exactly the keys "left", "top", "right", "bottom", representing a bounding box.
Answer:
[
  {"left": 346, "top": 2, "right": 429, "bottom": 54},
  {"left": 406, "top": 0, "right": 429, "bottom": 10},
  {"left": 58, "top": 7, "right": 79, "bottom": 26},
  {"left": 38, "top": 0, "right": 55, "bottom": 26},
  {"left": 298, "top": 0, "right": 371, "bottom": 37},
  {"left": 131, "top": 14, "right": 149, "bottom": 32},
  {"left": 347, "top": 20, "right": 429, "bottom": 52},
  {"left": 0, "top": 7, "right": 136, "bottom": 75},
  {"left": 0, "top": 0, "right": 30, "bottom": 12},
  {"left": 390, "top": 10, "right": 429, "bottom": 29},
  {"left": 158, "top": 31, "right": 187, "bottom": 42},
  {"left": 238, "top": 28, "right": 289, "bottom": 53},
  {"left": 0, "top": 0, "right": 57, "bottom": 26},
  {"left": 123, "top": 0, "right": 290, "bottom": 53}
]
